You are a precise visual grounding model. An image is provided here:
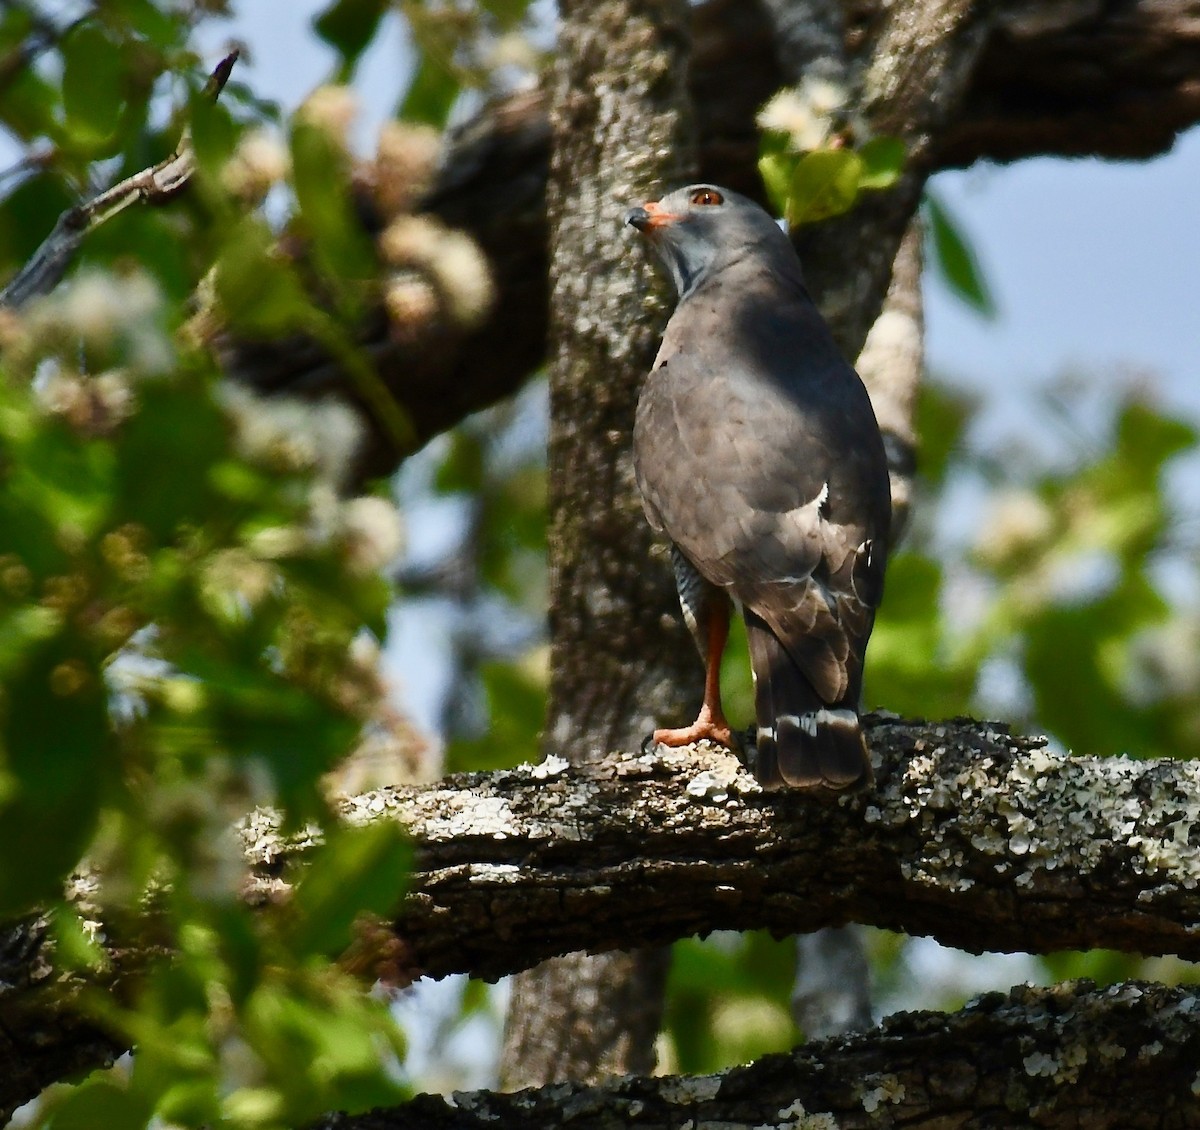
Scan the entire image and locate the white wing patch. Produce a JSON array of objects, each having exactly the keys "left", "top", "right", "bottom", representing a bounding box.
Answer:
[{"left": 760, "top": 708, "right": 858, "bottom": 743}]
